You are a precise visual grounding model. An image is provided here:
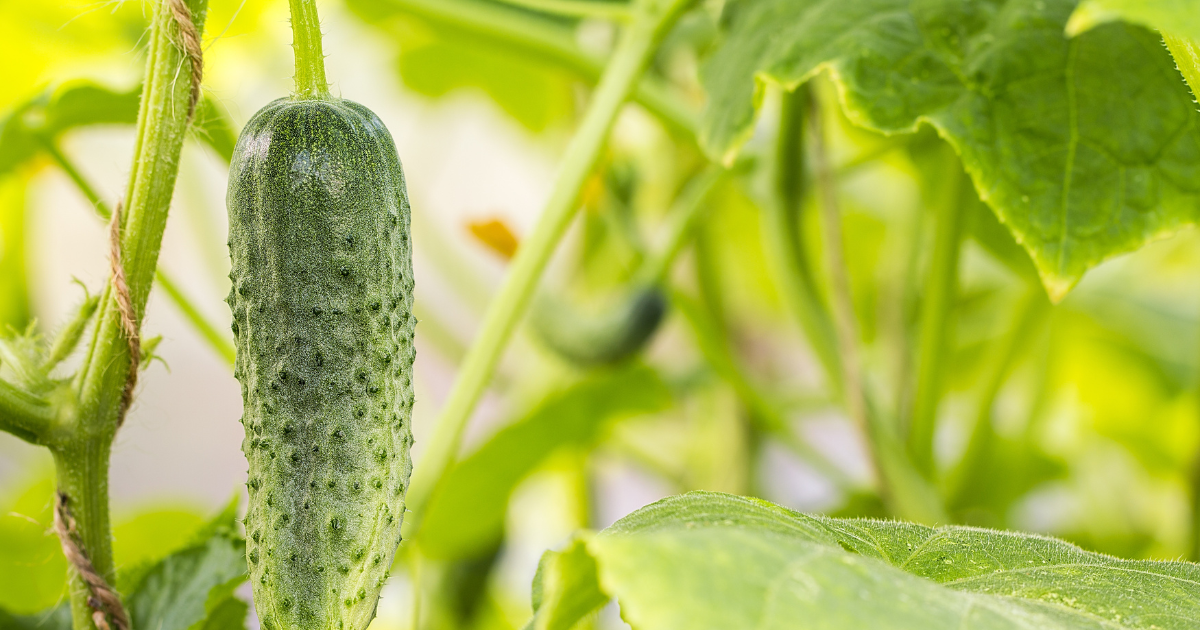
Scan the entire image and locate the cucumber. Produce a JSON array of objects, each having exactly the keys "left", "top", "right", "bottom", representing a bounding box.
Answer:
[
  {"left": 532, "top": 285, "right": 666, "bottom": 366},
  {"left": 226, "top": 96, "right": 414, "bottom": 630}
]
